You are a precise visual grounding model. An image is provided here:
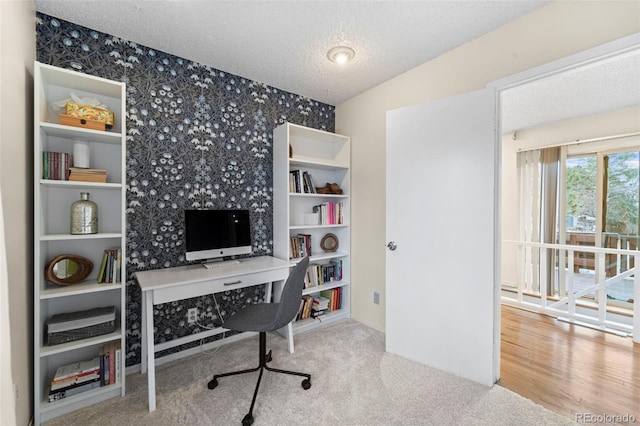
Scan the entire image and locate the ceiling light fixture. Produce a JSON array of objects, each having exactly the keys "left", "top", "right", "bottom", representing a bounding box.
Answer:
[{"left": 327, "top": 46, "right": 355, "bottom": 64}]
